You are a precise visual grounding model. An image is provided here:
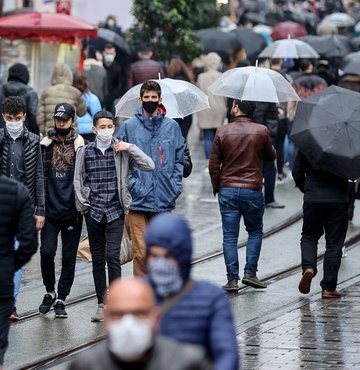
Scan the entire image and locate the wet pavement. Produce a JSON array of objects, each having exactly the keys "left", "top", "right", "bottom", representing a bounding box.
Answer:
[{"left": 4, "top": 122, "right": 360, "bottom": 369}]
